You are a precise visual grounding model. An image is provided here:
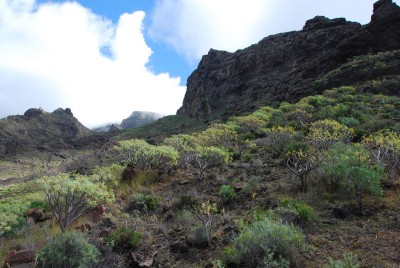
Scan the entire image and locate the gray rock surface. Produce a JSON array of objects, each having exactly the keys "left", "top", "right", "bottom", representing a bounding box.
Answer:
[{"left": 120, "top": 111, "right": 162, "bottom": 129}]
